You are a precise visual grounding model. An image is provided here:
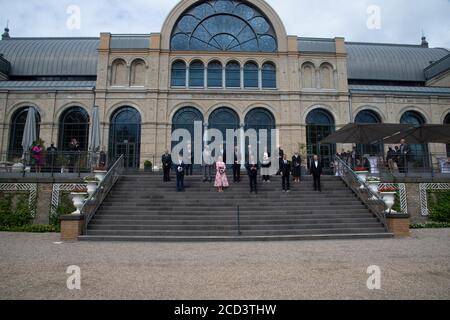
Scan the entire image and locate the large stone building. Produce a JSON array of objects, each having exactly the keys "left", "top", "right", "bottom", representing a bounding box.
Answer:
[{"left": 1, "top": 0, "right": 450, "bottom": 169}]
